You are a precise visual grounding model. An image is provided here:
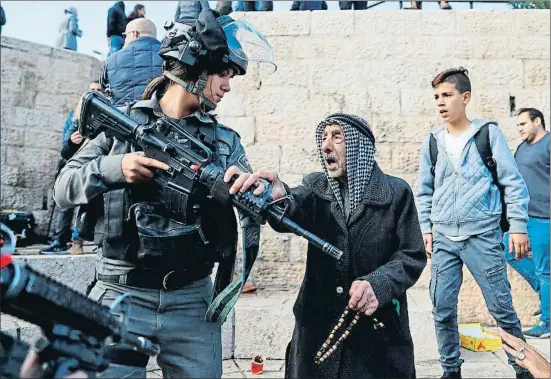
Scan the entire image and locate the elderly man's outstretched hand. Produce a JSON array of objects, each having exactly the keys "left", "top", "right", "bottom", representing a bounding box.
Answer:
[{"left": 224, "top": 167, "right": 287, "bottom": 200}]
